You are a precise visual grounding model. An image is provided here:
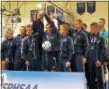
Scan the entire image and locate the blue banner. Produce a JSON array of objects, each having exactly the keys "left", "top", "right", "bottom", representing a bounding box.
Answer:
[
  {"left": 1, "top": 71, "right": 85, "bottom": 89},
  {"left": 77, "top": 2, "right": 85, "bottom": 15},
  {"left": 87, "top": 1, "right": 96, "bottom": 14}
]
